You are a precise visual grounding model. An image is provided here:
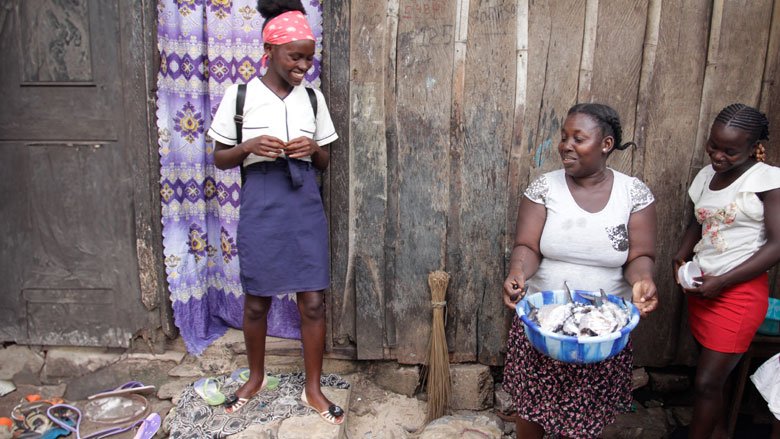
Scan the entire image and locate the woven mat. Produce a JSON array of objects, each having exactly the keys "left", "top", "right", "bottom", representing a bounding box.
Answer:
[{"left": 167, "top": 372, "right": 350, "bottom": 439}]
